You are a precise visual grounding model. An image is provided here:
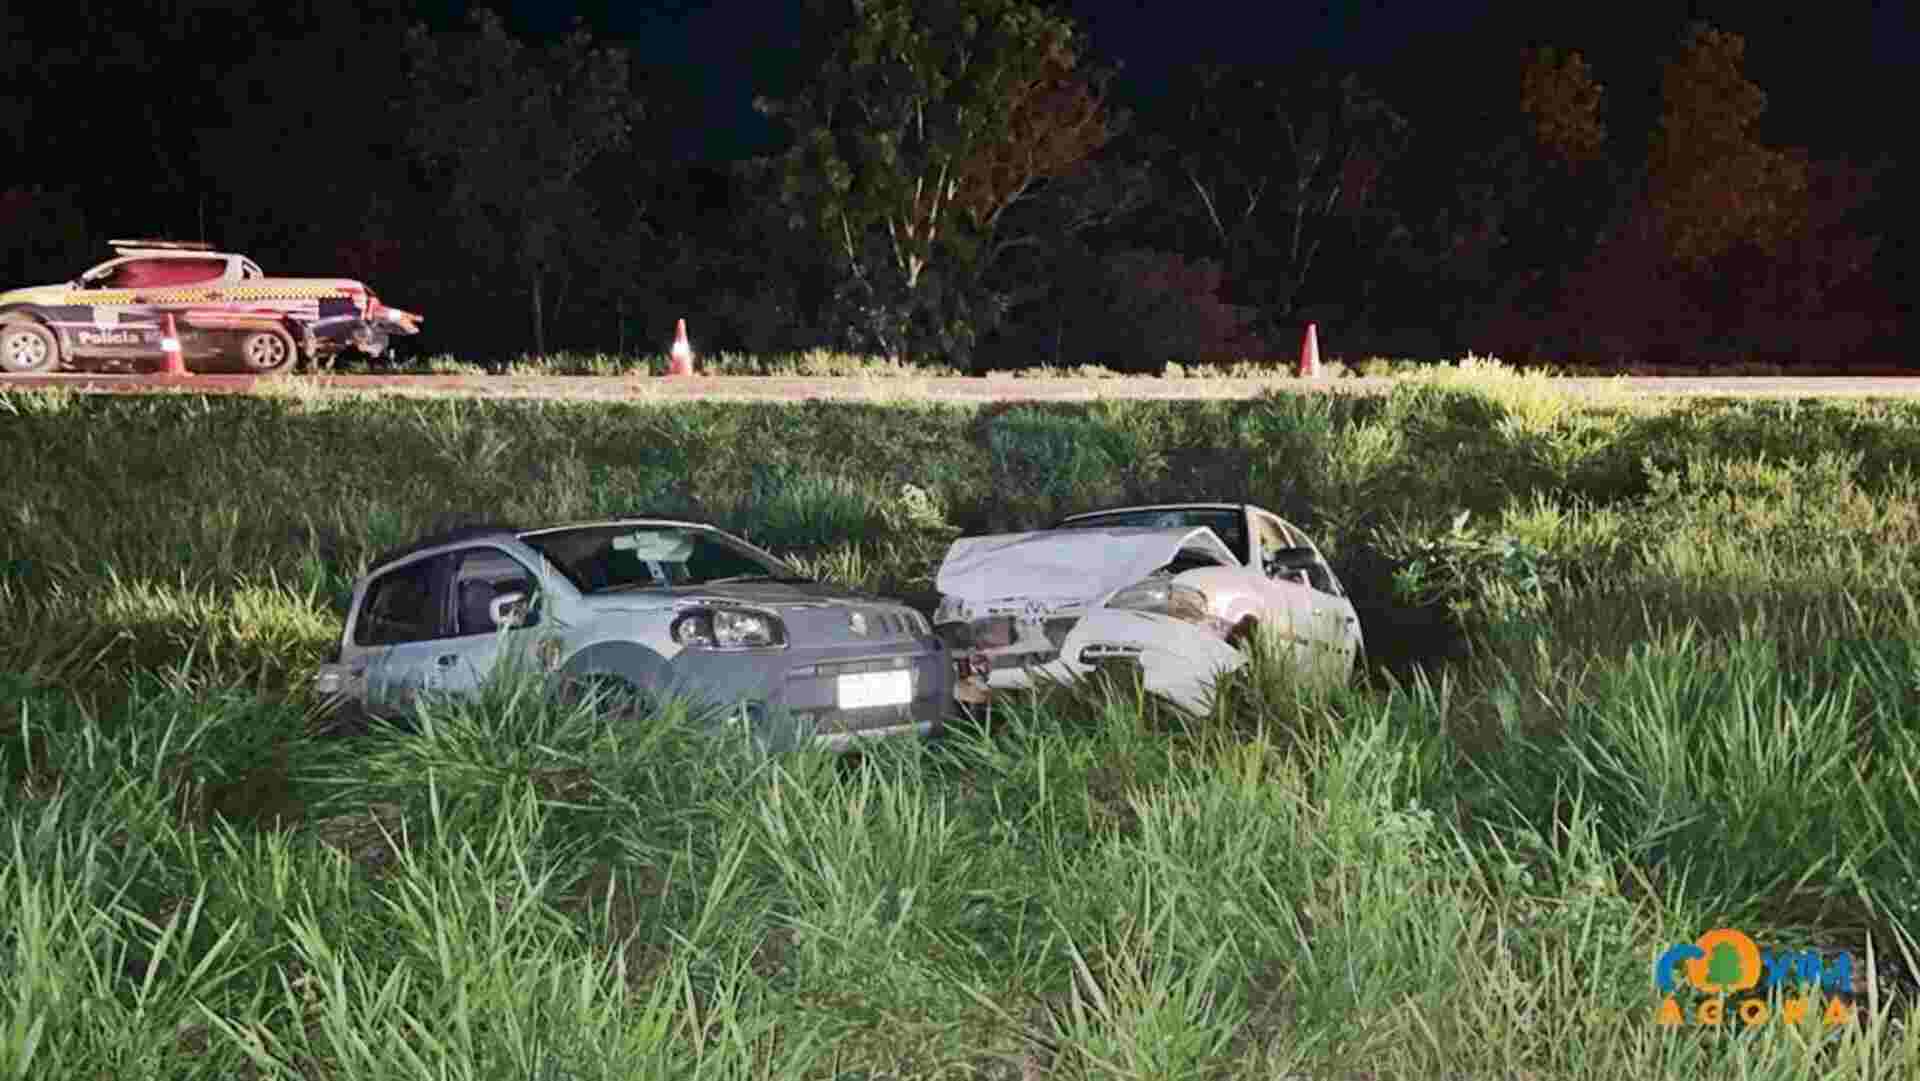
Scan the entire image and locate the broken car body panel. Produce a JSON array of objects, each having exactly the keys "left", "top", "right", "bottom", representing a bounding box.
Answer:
[
  {"left": 312, "top": 519, "right": 950, "bottom": 754},
  {"left": 933, "top": 504, "right": 1363, "bottom": 712},
  {"left": 934, "top": 526, "right": 1243, "bottom": 696},
  {"left": 0, "top": 240, "right": 421, "bottom": 373}
]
